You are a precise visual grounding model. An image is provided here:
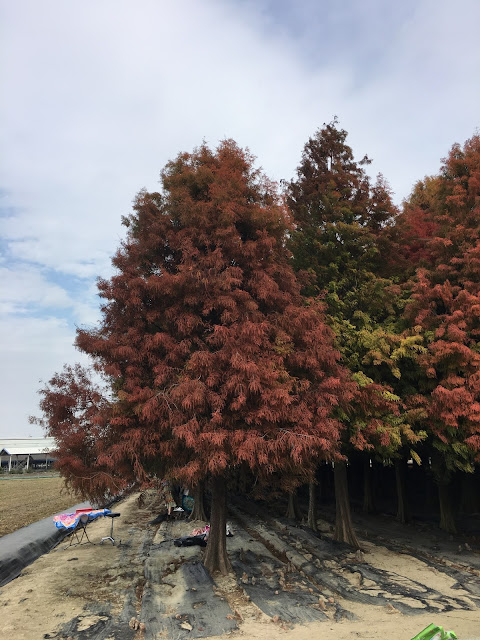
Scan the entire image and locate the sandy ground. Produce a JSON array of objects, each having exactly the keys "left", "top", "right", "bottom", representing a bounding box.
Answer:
[{"left": 0, "top": 492, "right": 479, "bottom": 640}]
